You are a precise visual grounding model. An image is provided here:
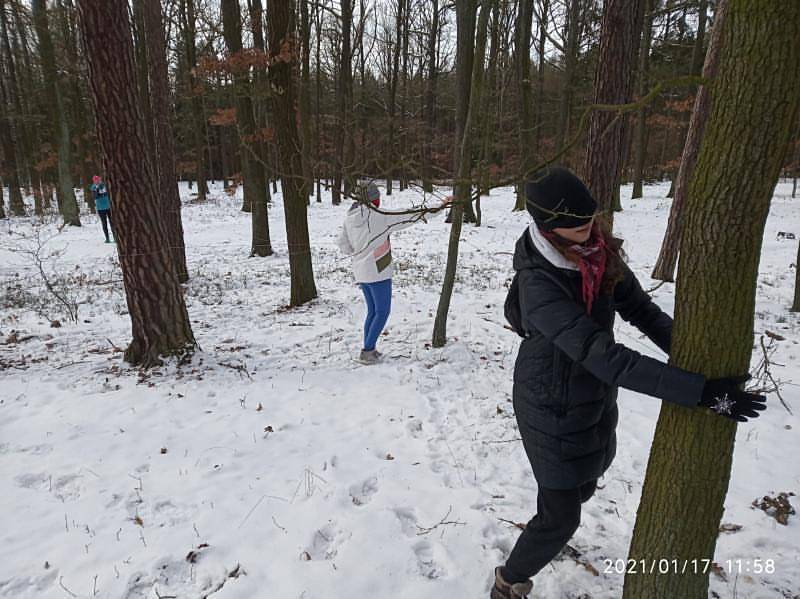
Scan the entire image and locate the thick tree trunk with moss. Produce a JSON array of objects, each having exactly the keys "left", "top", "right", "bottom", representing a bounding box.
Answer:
[
  {"left": 220, "top": 0, "right": 272, "bottom": 257},
  {"left": 432, "top": 0, "right": 489, "bottom": 347},
  {"left": 77, "top": 0, "right": 196, "bottom": 368},
  {"left": 33, "top": 0, "right": 80, "bottom": 226},
  {"left": 624, "top": 3, "right": 800, "bottom": 597},
  {"left": 651, "top": 0, "right": 727, "bottom": 282},
  {"left": 268, "top": 0, "right": 317, "bottom": 306},
  {"left": 583, "top": 0, "right": 644, "bottom": 222}
]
